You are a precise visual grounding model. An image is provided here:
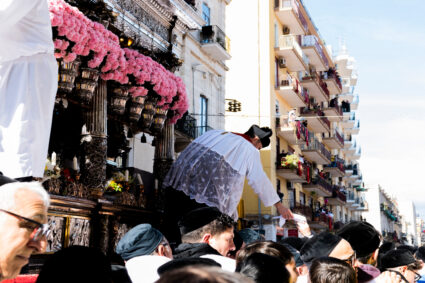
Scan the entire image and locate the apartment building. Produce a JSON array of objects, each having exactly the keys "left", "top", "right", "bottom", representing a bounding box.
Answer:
[
  {"left": 362, "top": 186, "right": 404, "bottom": 243},
  {"left": 226, "top": 0, "right": 363, "bottom": 234}
]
